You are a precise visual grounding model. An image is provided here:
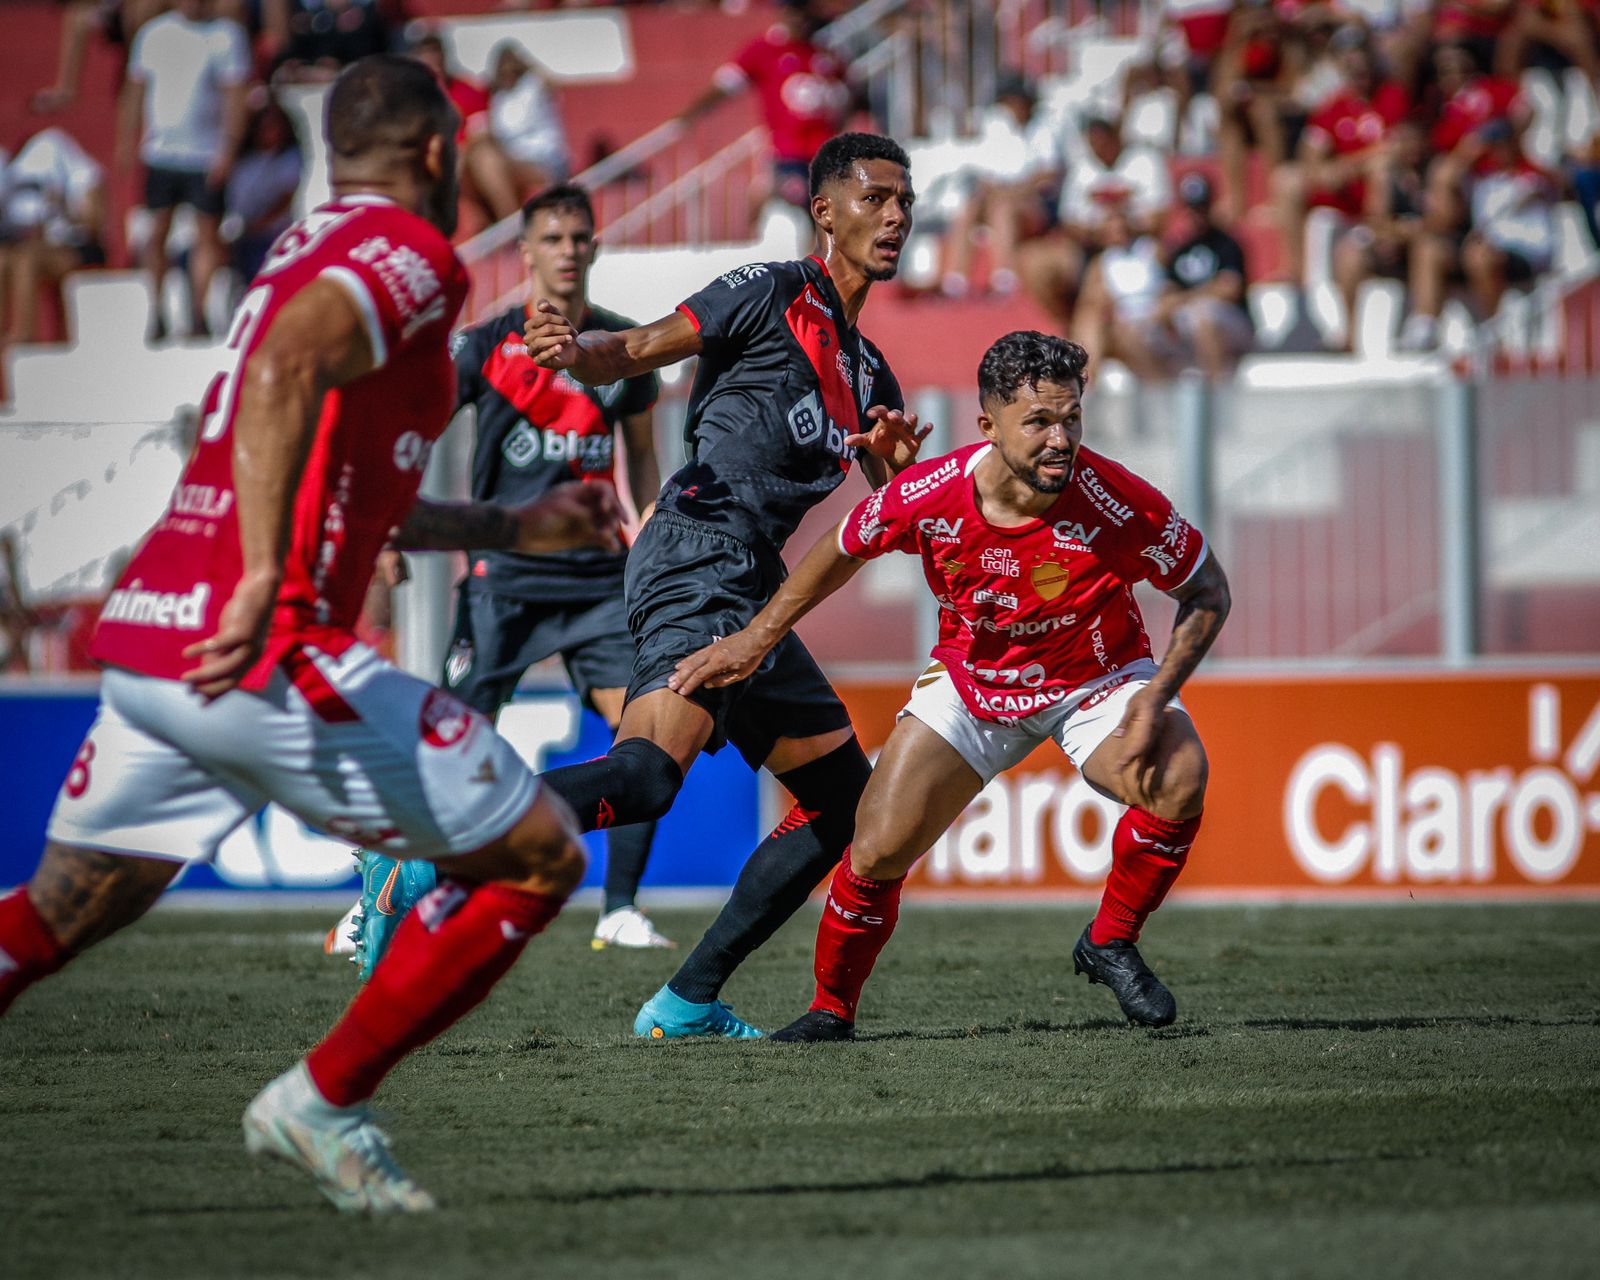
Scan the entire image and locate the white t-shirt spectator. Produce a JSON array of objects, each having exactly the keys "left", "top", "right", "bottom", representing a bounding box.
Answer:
[
  {"left": 128, "top": 10, "right": 250, "bottom": 172},
  {"left": 1471, "top": 164, "right": 1558, "bottom": 272},
  {"left": 1059, "top": 145, "right": 1171, "bottom": 228},
  {"left": 969, "top": 106, "right": 1062, "bottom": 185},
  {"left": 5, "top": 128, "right": 103, "bottom": 248},
  {"left": 490, "top": 71, "right": 571, "bottom": 179},
  {"left": 1100, "top": 236, "right": 1168, "bottom": 323}
]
